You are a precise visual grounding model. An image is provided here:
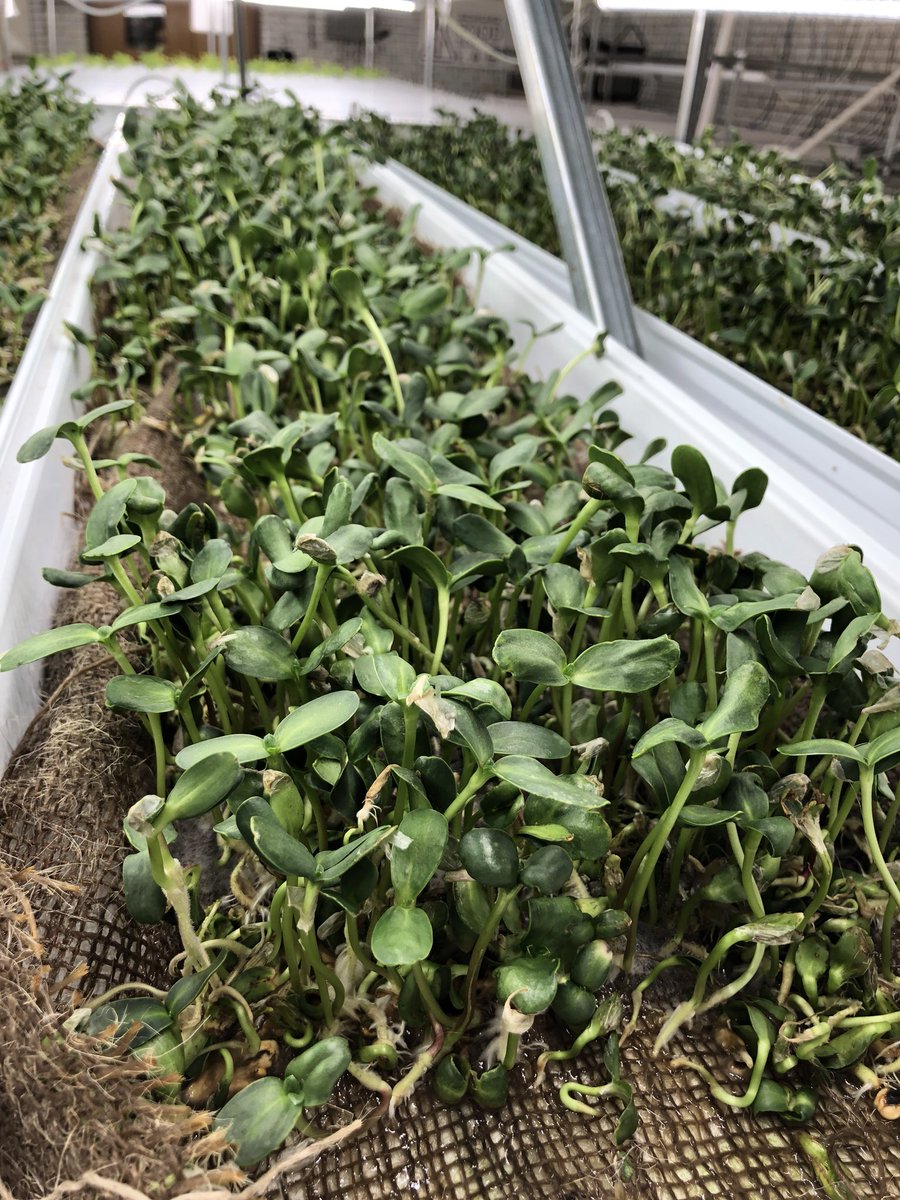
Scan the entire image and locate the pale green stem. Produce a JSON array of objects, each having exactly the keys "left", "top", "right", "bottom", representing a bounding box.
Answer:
[
  {"left": 444, "top": 767, "right": 492, "bottom": 822},
  {"left": 623, "top": 749, "right": 707, "bottom": 969},
  {"left": 360, "top": 307, "right": 404, "bottom": 417},
  {"left": 550, "top": 499, "right": 604, "bottom": 565},
  {"left": 861, "top": 765, "right": 900, "bottom": 913},
  {"left": 292, "top": 564, "right": 331, "bottom": 651},
  {"left": 671, "top": 1027, "right": 770, "bottom": 1109}
]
